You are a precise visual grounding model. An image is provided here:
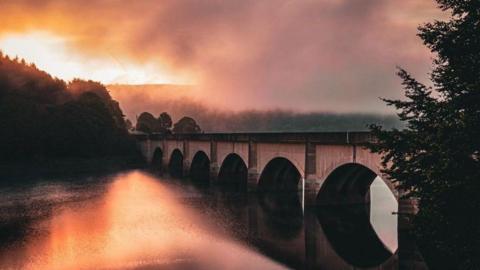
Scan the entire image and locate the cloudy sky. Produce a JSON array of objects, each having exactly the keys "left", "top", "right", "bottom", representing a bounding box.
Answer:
[{"left": 0, "top": 0, "right": 444, "bottom": 113}]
